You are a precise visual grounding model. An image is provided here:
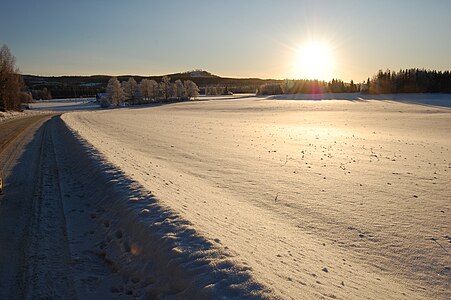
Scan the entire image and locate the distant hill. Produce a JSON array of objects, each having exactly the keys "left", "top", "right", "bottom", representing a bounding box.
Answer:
[
  {"left": 177, "top": 70, "right": 219, "bottom": 78},
  {"left": 23, "top": 70, "right": 280, "bottom": 98}
]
